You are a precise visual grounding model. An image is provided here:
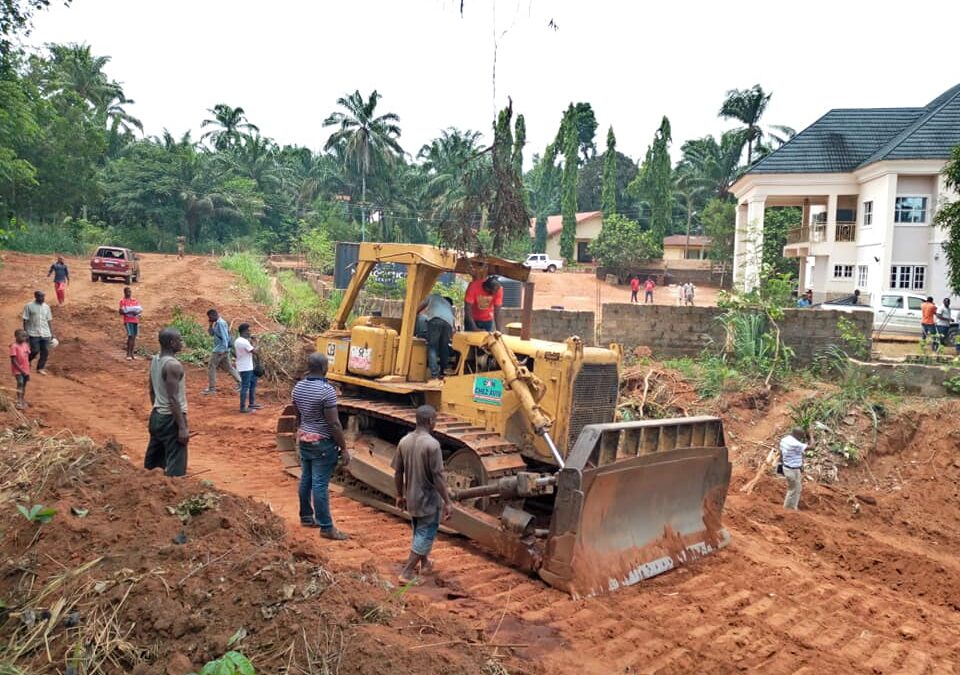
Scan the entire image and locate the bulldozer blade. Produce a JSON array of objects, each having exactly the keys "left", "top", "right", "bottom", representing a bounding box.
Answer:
[{"left": 539, "top": 418, "right": 731, "bottom": 598}]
